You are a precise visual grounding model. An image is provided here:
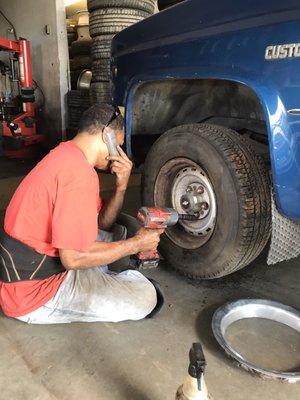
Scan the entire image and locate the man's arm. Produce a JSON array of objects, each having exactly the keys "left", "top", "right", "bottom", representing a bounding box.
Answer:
[
  {"left": 99, "top": 188, "right": 126, "bottom": 231},
  {"left": 99, "top": 145, "right": 132, "bottom": 230},
  {"left": 59, "top": 227, "right": 163, "bottom": 270}
]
